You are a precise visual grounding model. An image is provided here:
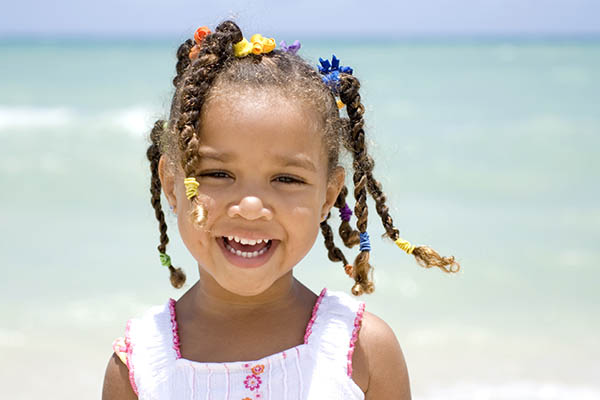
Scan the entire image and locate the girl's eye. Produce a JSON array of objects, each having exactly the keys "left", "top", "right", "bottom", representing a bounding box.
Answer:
[
  {"left": 275, "top": 175, "right": 305, "bottom": 185},
  {"left": 200, "top": 171, "right": 232, "bottom": 179}
]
